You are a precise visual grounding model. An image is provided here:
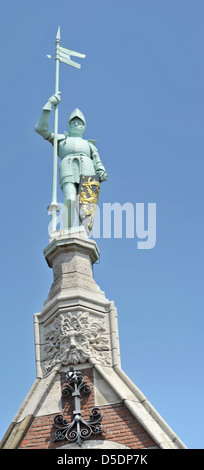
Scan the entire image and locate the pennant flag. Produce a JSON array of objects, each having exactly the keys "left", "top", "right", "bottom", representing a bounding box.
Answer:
[{"left": 58, "top": 45, "right": 86, "bottom": 69}]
